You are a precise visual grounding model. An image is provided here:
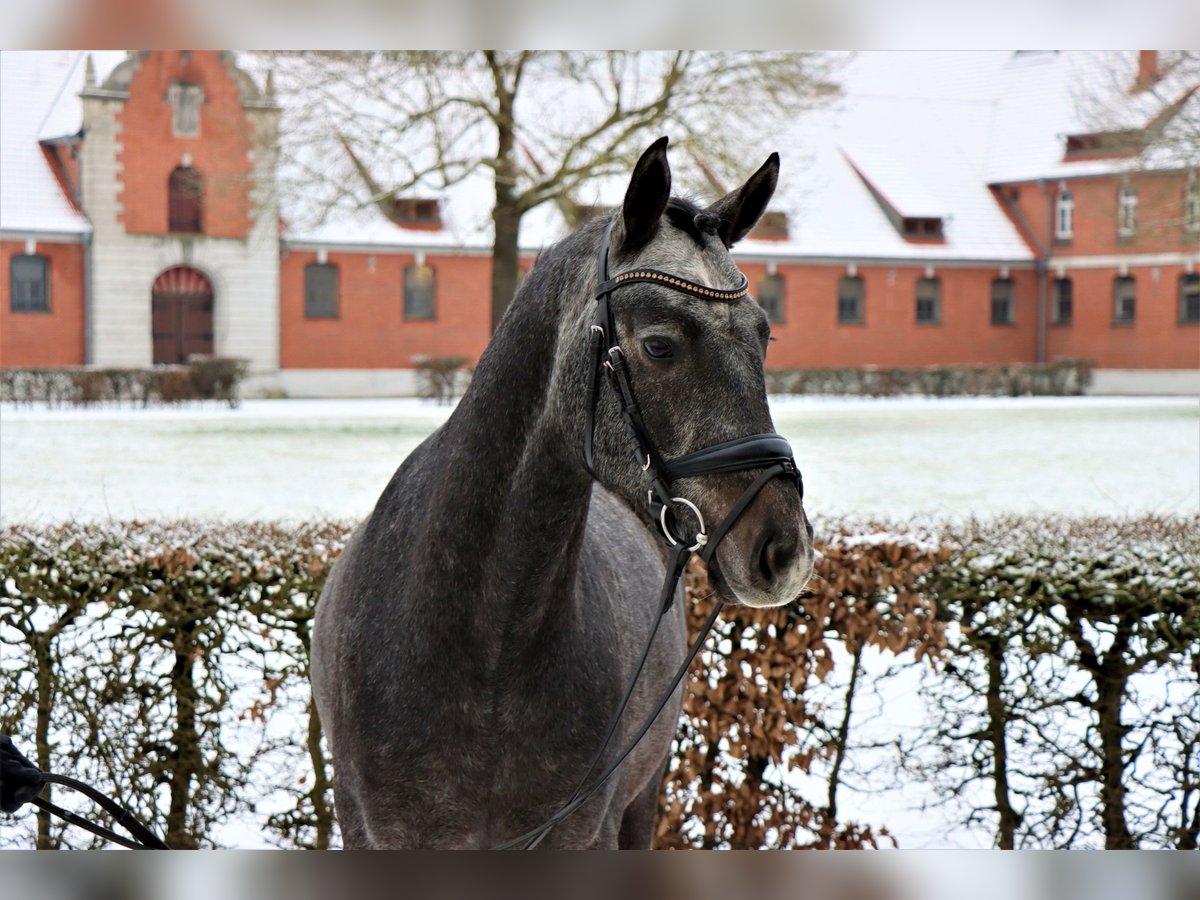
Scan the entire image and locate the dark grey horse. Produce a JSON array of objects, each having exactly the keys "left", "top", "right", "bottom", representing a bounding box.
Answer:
[{"left": 311, "top": 138, "right": 813, "bottom": 849}]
